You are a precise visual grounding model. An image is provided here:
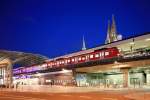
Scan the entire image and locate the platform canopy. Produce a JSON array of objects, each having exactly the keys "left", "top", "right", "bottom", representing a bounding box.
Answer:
[{"left": 0, "top": 50, "right": 49, "bottom": 68}]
